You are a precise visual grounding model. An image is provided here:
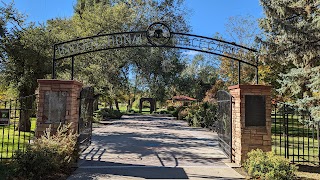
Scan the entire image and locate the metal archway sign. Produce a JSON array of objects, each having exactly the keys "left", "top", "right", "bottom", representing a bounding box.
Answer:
[{"left": 52, "top": 22, "right": 259, "bottom": 84}]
